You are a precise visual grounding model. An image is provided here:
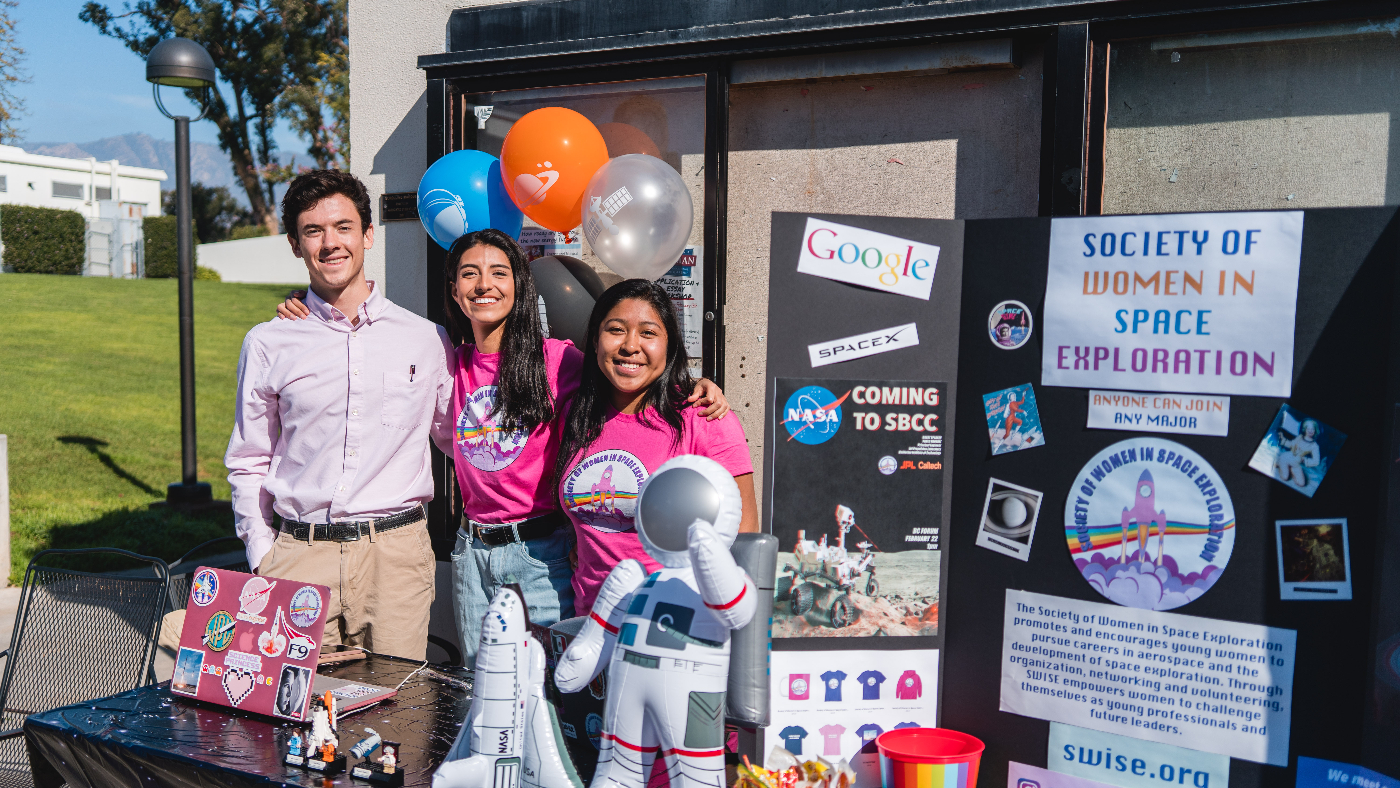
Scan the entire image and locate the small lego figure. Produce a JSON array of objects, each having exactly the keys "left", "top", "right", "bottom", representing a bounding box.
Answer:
[
  {"left": 288, "top": 730, "right": 304, "bottom": 757},
  {"left": 381, "top": 743, "right": 398, "bottom": 775}
]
